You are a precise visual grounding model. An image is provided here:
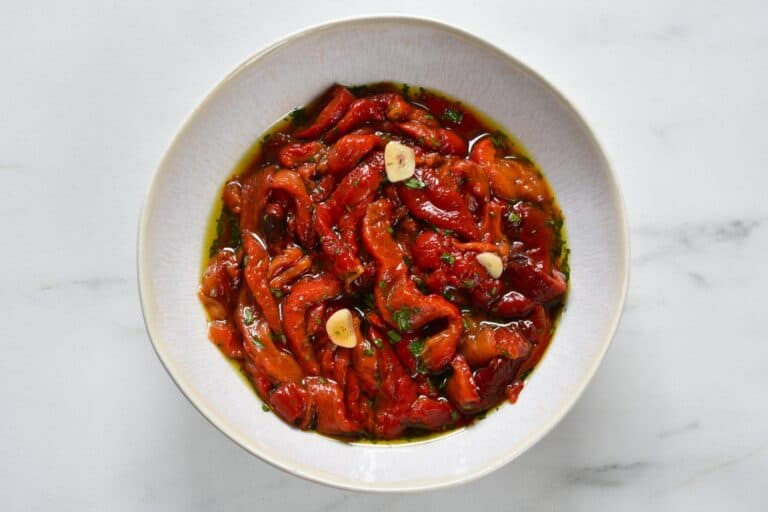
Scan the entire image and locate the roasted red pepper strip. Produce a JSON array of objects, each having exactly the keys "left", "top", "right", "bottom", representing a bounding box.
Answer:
[
  {"left": 315, "top": 152, "right": 384, "bottom": 286},
  {"left": 237, "top": 291, "right": 304, "bottom": 385},
  {"left": 326, "top": 133, "right": 380, "bottom": 174},
  {"left": 242, "top": 234, "right": 282, "bottom": 334},
  {"left": 470, "top": 137, "right": 548, "bottom": 202},
  {"left": 398, "top": 121, "right": 467, "bottom": 155},
  {"left": 282, "top": 272, "right": 342, "bottom": 374},
  {"left": 278, "top": 141, "right": 325, "bottom": 168},
  {"left": 325, "top": 98, "right": 385, "bottom": 141},
  {"left": 293, "top": 85, "right": 354, "bottom": 139},
  {"left": 269, "top": 169, "right": 315, "bottom": 248},
  {"left": 362, "top": 199, "right": 463, "bottom": 372},
  {"left": 199, "top": 248, "right": 241, "bottom": 321}
]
